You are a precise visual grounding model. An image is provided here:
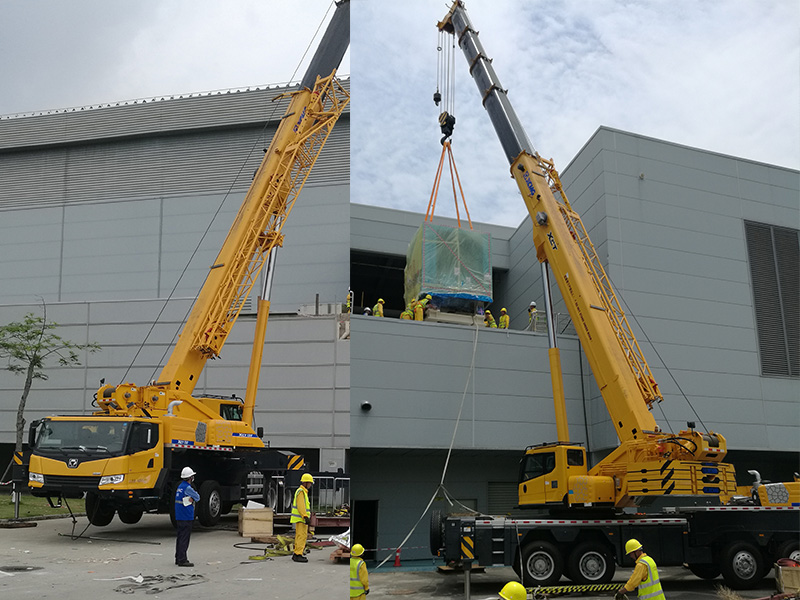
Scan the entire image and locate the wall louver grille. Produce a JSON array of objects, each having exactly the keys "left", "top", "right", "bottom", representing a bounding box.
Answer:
[{"left": 744, "top": 221, "right": 799, "bottom": 377}]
